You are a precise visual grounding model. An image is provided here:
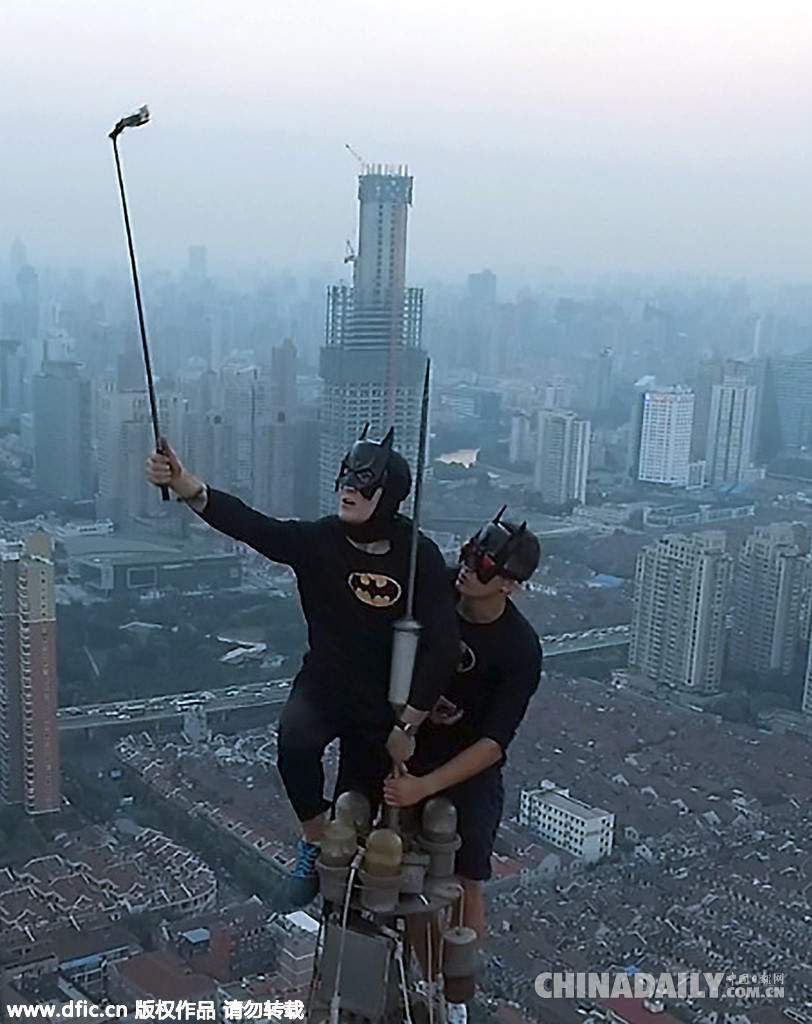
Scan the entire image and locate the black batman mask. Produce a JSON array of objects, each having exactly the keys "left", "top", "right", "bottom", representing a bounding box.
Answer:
[
  {"left": 459, "top": 506, "right": 540, "bottom": 582},
  {"left": 336, "top": 426, "right": 412, "bottom": 542}
]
